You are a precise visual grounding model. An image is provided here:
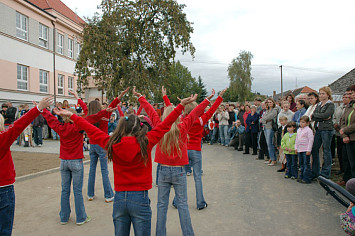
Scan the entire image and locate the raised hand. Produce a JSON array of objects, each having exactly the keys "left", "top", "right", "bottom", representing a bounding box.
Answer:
[
  {"left": 38, "top": 96, "right": 54, "bottom": 110},
  {"left": 133, "top": 86, "right": 142, "bottom": 98},
  {"left": 68, "top": 90, "right": 79, "bottom": 99},
  {"left": 117, "top": 87, "right": 130, "bottom": 101},
  {"left": 219, "top": 88, "right": 228, "bottom": 97},
  {"left": 106, "top": 107, "right": 116, "bottom": 113},
  {"left": 53, "top": 107, "right": 73, "bottom": 117},
  {"left": 206, "top": 89, "right": 215, "bottom": 100},
  {"left": 162, "top": 86, "right": 167, "bottom": 97},
  {"left": 180, "top": 94, "right": 198, "bottom": 106}
]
